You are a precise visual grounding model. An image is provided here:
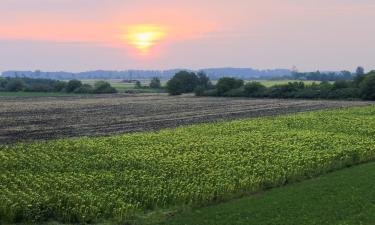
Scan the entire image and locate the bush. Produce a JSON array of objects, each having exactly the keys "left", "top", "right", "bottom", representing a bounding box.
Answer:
[
  {"left": 333, "top": 80, "right": 352, "bottom": 90},
  {"left": 223, "top": 87, "right": 246, "bottom": 97},
  {"left": 216, "top": 77, "right": 244, "bottom": 95},
  {"left": 293, "top": 88, "right": 321, "bottom": 99},
  {"left": 5, "top": 79, "right": 25, "bottom": 92},
  {"left": 167, "top": 71, "right": 199, "bottom": 95},
  {"left": 74, "top": 84, "right": 94, "bottom": 94},
  {"left": 244, "top": 82, "right": 267, "bottom": 97},
  {"left": 201, "top": 89, "right": 219, "bottom": 96},
  {"left": 197, "top": 71, "right": 213, "bottom": 89},
  {"left": 52, "top": 81, "right": 67, "bottom": 92},
  {"left": 360, "top": 72, "right": 375, "bottom": 100},
  {"left": 24, "top": 83, "right": 52, "bottom": 92},
  {"left": 328, "top": 88, "right": 360, "bottom": 99},
  {"left": 149, "top": 77, "right": 161, "bottom": 89},
  {"left": 194, "top": 85, "right": 207, "bottom": 96},
  {"left": 92, "top": 81, "right": 117, "bottom": 94},
  {"left": 65, "top": 80, "right": 83, "bottom": 93}
]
